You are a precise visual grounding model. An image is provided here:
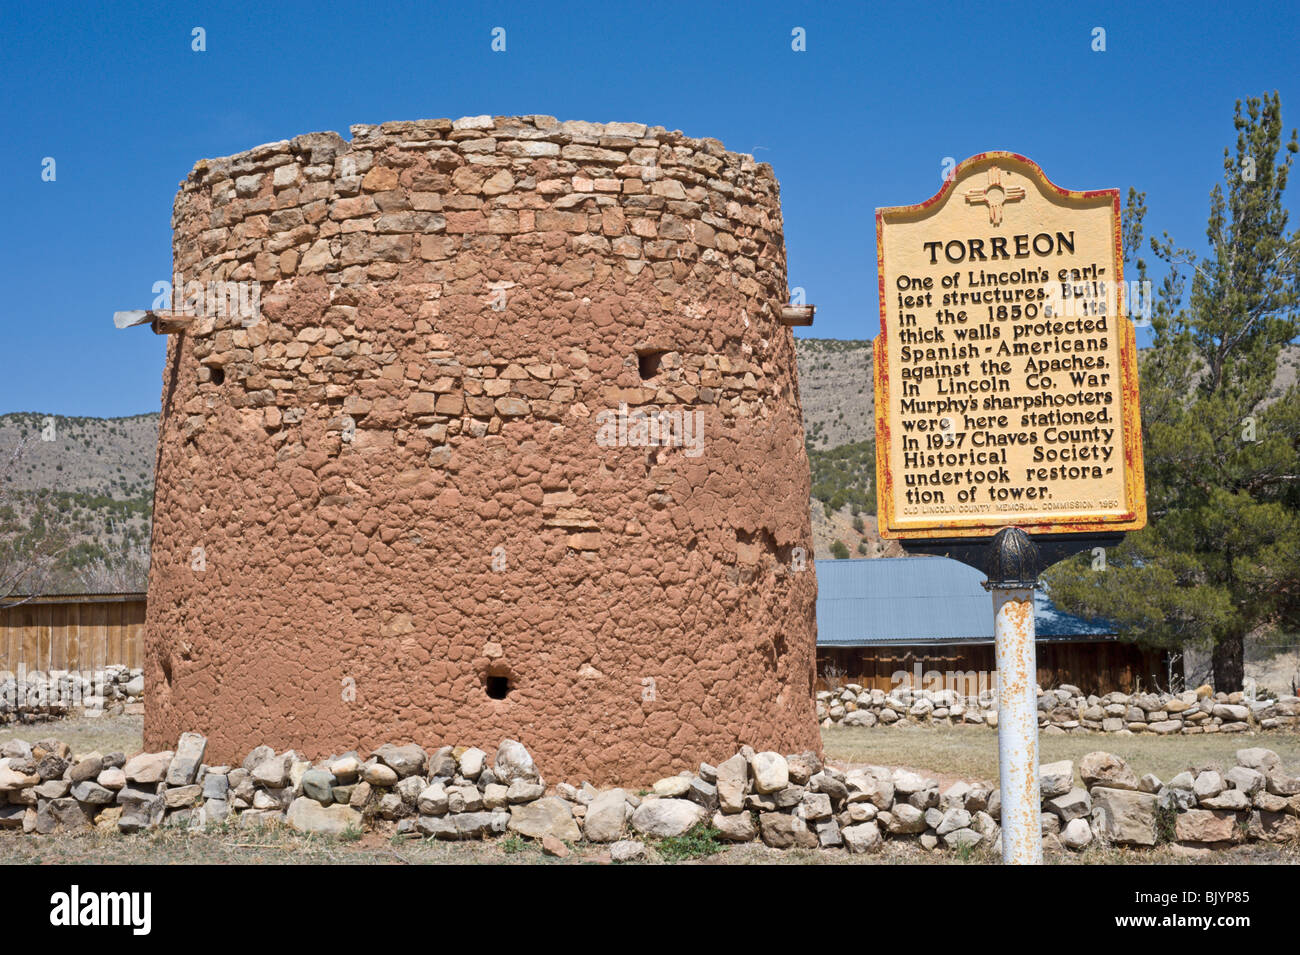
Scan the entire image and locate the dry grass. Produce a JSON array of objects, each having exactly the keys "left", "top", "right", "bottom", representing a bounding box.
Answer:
[
  {"left": 822, "top": 723, "right": 1300, "bottom": 784},
  {"left": 0, "top": 713, "right": 143, "bottom": 756}
]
